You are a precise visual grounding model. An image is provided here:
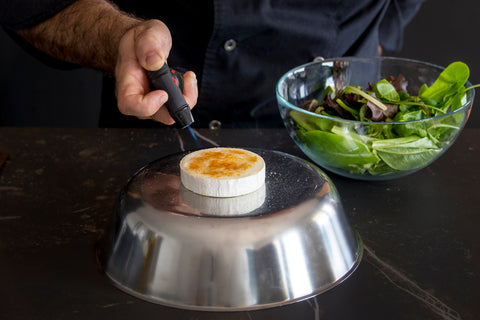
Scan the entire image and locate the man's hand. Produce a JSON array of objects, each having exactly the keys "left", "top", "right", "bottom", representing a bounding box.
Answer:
[{"left": 115, "top": 19, "right": 198, "bottom": 125}]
